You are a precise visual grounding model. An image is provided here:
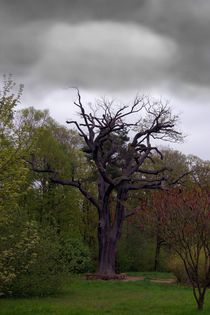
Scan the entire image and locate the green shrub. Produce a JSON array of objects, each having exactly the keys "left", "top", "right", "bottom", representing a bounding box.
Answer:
[
  {"left": 61, "top": 238, "right": 92, "bottom": 273},
  {"left": 0, "top": 213, "right": 67, "bottom": 297},
  {"left": 0, "top": 216, "right": 40, "bottom": 295},
  {"left": 10, "top": 227, "right": 67, "bottom": 296},
  {"left": 166, "top": 254, "right": 189, "bottom": 284},
  {"left": 167, "top": 251, "right": 209, "bottom": 286}
]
